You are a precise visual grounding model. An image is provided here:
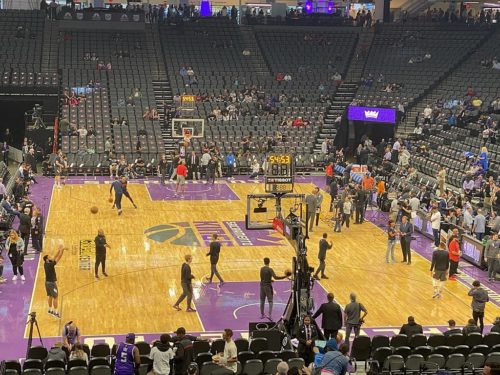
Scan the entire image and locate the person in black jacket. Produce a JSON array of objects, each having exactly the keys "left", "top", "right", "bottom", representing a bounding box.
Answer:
[
  {"left": 354, "top": 186, "right": 367, "bottom": 224},
  {"left": 173, "top": 254, "right": 196, "bottom": 312},
  {"left": 430, "top": 246, "right": 450, "bottom": 299},
  {"left": 312, "top": 293, "right": 343, "bottom": 340},
  {"left": 95, "top": 229, "right": 110, "bottom": 279},
  {"left": 491, "top": 317, "right": 500, "bottom": 333},
  {"left": 329, "top": 179, "right": 338, "bottom": 212},
  {"left": 399, "top": 316, "right": 423, "bottom": 338},
  {"left": 18, "top": 208, "right": 32, "bottom": 255},
  {"left": 173, "top": 327, "right": 194, "bottom": 375},
  {"left": 297, "top": 315, "right": 318, "bottom": 366},
  {"left": 206, "top": 233, "right": 224, "bottom": 285},
  {"left": 443, "top": 319, "right": 462, "bottom": 336},
  {"left": 462, "top": 319, "right": 481, "bottom": 336},
  {"left": 313, "top": 233, "right": 333, "bottom": 280},
  {"left": 31, "top": 207, "right": 43, "bottom": 253}
]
